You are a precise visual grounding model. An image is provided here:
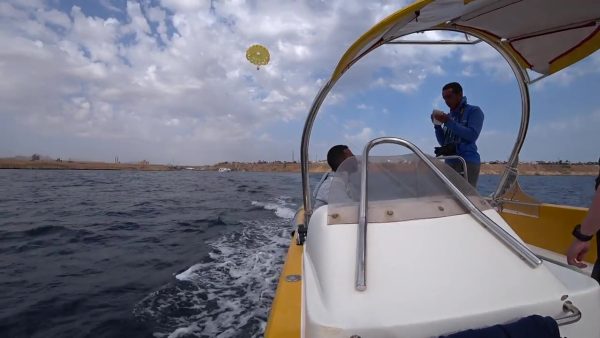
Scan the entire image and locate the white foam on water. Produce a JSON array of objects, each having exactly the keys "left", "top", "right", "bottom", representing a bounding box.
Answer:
[
  {"left": 175, "top": 263, "right": 202, "bottom": 281},
  {"left": 251, "top": 196, "right": 296, "bottom": 219},
  {"left": 134, "top": 198, "right": 297, "bottom": 338},
  {"left": 167, "top": 324, "right": 199, "bottom": 338}
]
